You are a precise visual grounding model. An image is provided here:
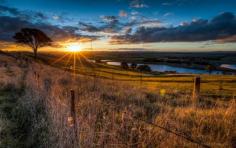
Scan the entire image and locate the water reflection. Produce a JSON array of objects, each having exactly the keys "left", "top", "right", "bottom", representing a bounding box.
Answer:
[{"left": 107, "top": 62, "right": 223, "bottom": 74}]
